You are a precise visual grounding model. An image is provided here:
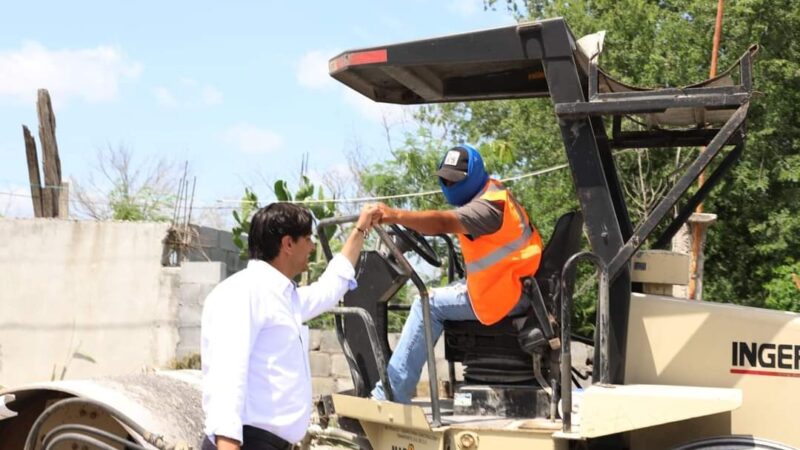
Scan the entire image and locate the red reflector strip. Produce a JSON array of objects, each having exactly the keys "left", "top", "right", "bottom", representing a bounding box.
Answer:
[
  {"left": 329, "top": 49, "right": 387, "bottom": 73},
  {"left": 349, "top": 49, "right": 387, "bottom": 65},
  {"left": 730, "top": 368, "right": 800, "bottom": 378}
]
